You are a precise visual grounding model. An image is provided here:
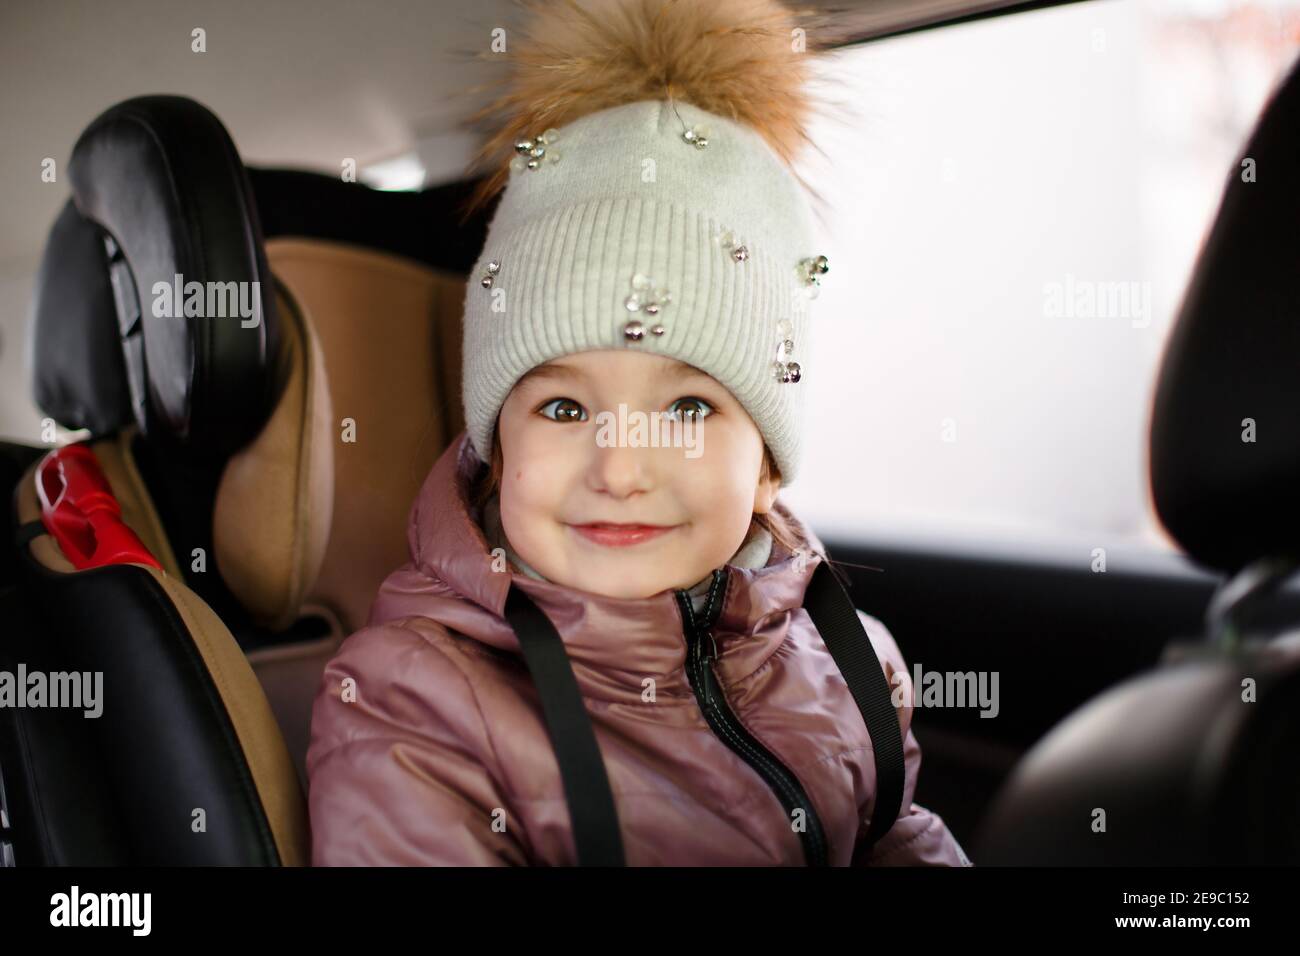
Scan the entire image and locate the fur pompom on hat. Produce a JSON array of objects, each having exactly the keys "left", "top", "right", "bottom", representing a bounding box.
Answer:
[{"left": 459, "top": 0, "right": 837, "bottom": 484}]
